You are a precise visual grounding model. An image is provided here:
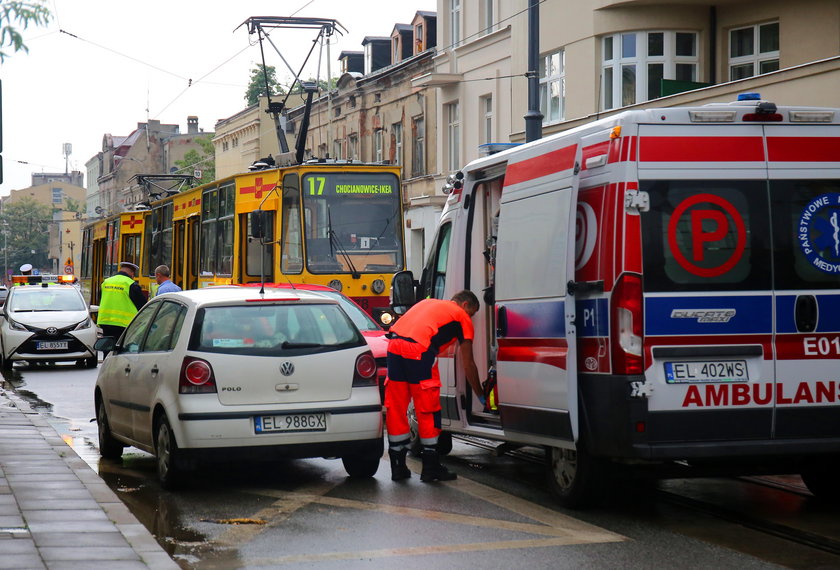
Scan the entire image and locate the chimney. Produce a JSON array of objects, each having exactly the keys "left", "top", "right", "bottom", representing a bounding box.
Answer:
[{"left": 187, "top": 116, "right": 199, "bottom": 135}]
